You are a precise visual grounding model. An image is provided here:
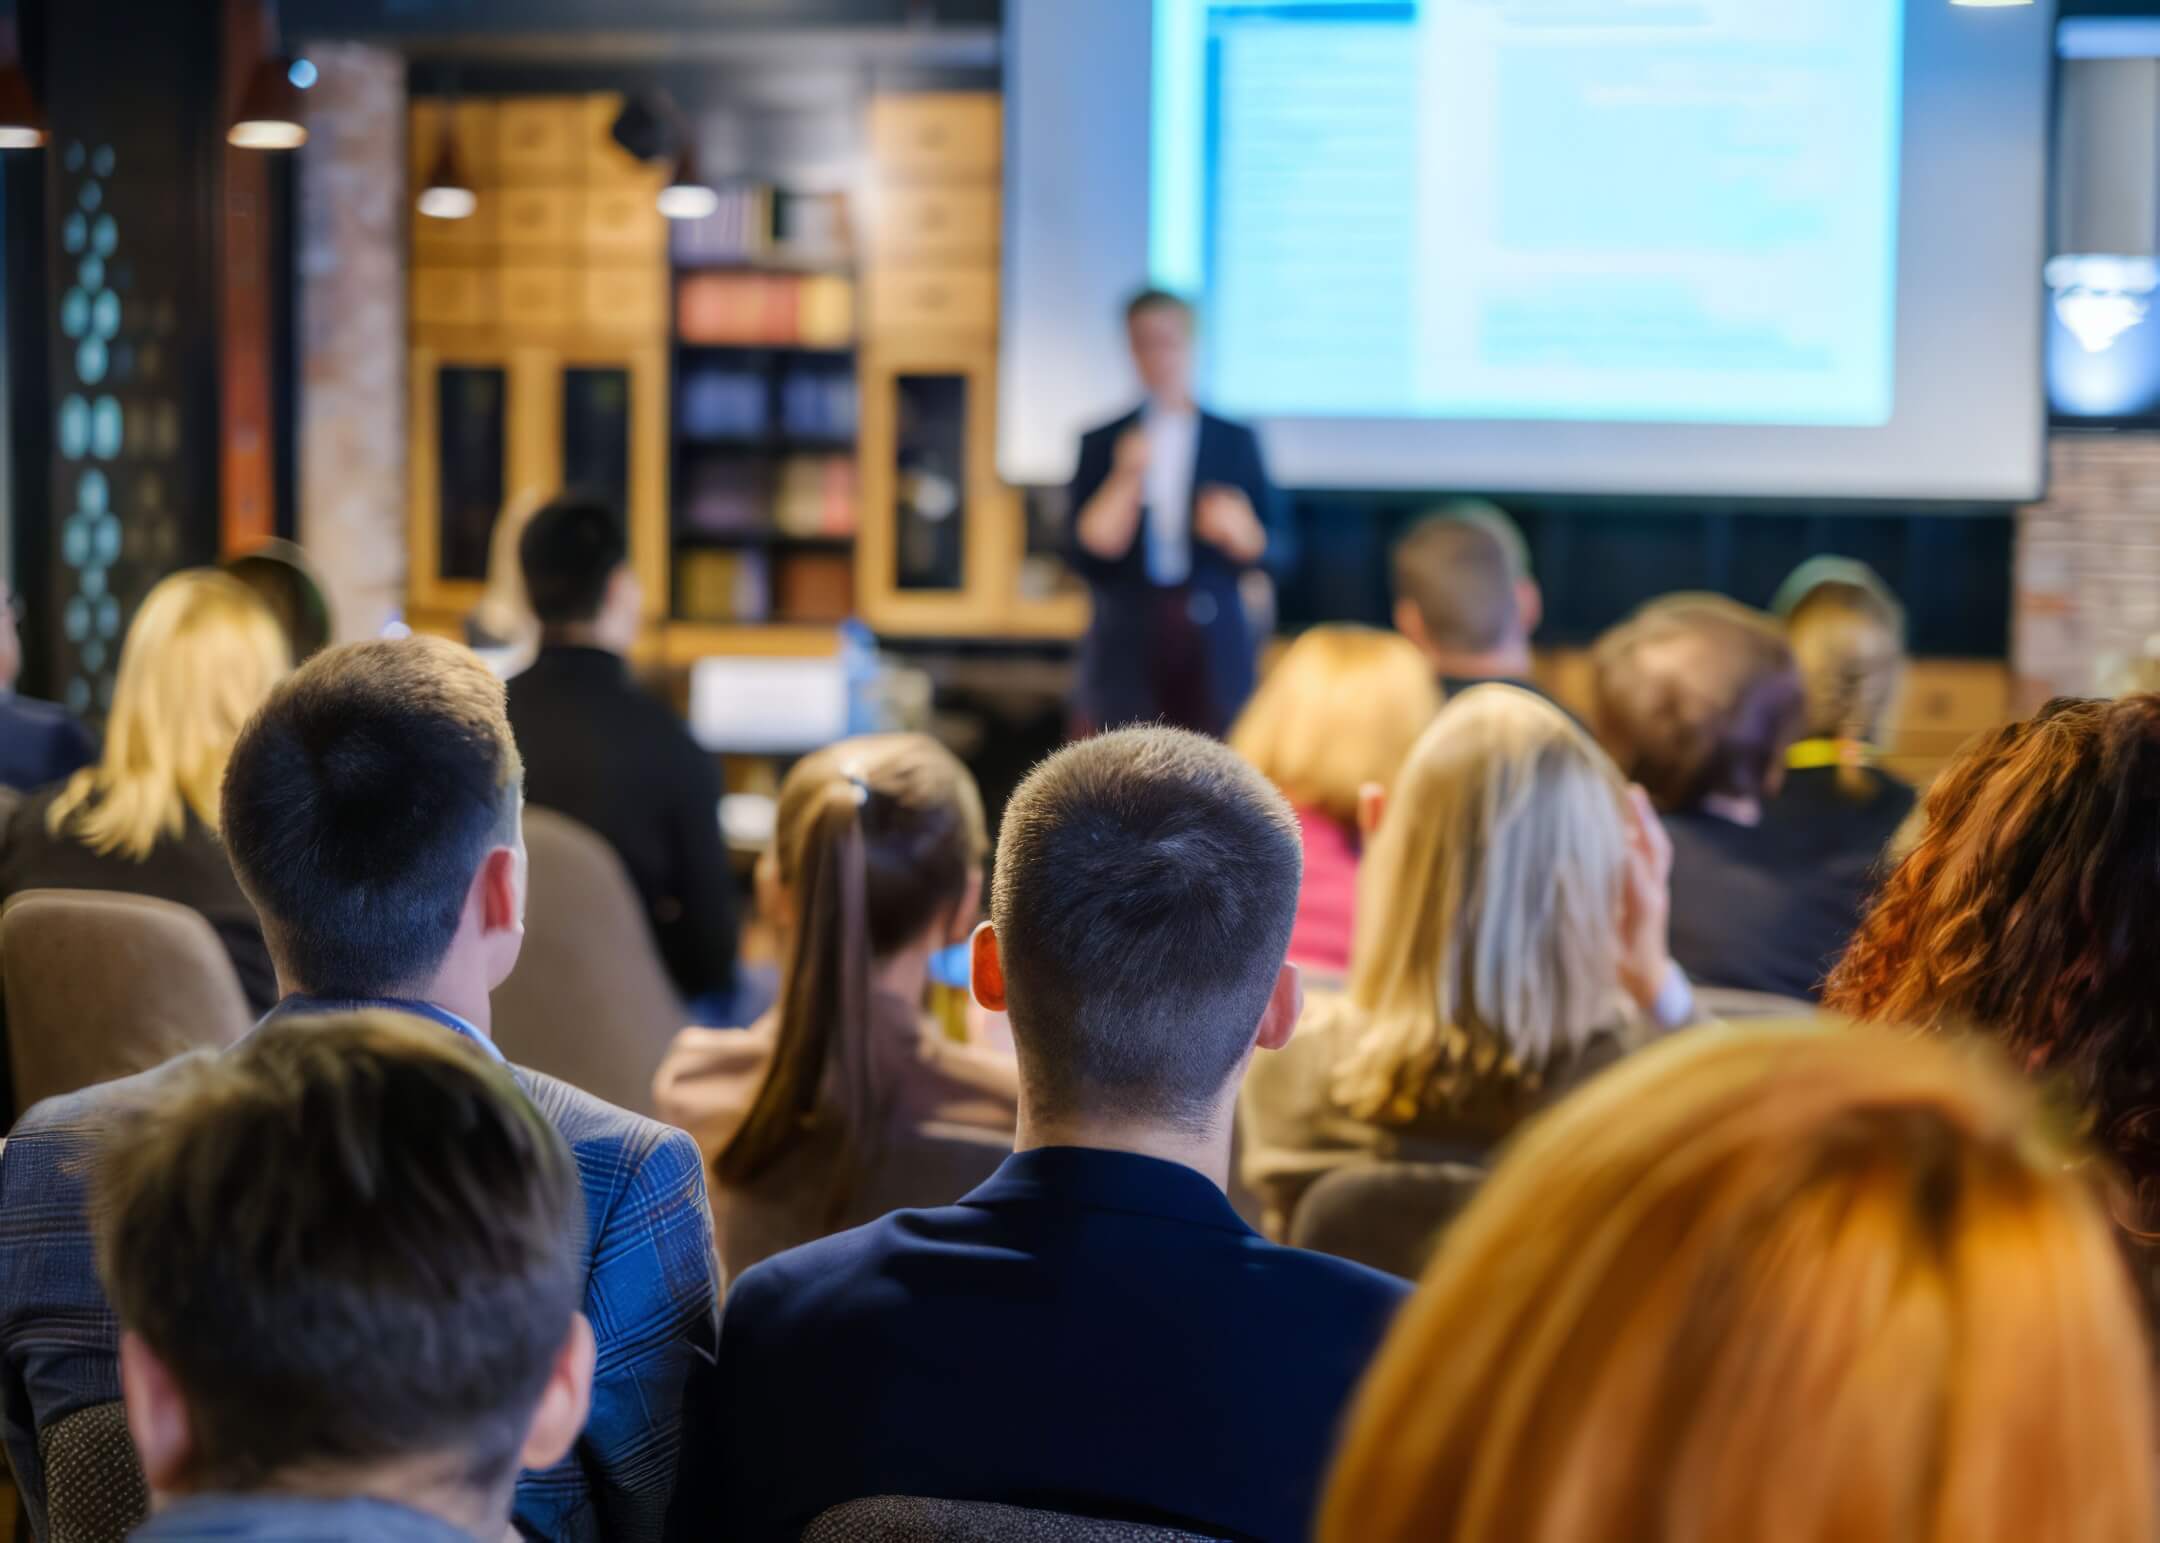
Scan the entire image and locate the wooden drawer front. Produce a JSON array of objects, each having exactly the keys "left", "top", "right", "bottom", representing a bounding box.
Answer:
[
  {"left": 582, "top": 267, "right": 667, "bottom": 332},
  {"left": 497, "top": 98, "right": 582, "bottom": 181},
  {"left": 869, "top": 267, "right": 997, "bottom": 335},
  {"left": 498, "top": 189, "right": 578, "bottom": 253},
  {"left": 872, "top": 185, "right": 998, "bottom": 265},
  {"left": 409, "top": 100, "right": 500, "bottom": 187},
  {"left": 1895, "top": 662, "right": 2011, "bottom": 737},
  {"left": 413, "top": 195, "right": 500, "bottom": 259},
  {"left": 412, "top": 268, "right": 496, "bottom": 328},
  {"left": 499, "top": 267, "right": 577, "bottom": 329},
  {"left": 870, "top": 95, "right": 1001, "bottom": 180},
  {"left": 582, "top": 186, "right": 665, "bottom": 260}
]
